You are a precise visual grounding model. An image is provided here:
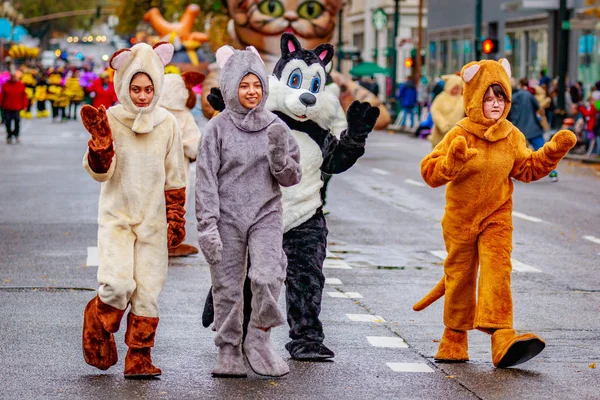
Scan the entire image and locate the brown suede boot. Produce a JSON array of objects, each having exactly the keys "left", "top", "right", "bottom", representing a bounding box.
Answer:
[
  {"left": 491, "top": 328, "right": 545, "bottom": 368},
  {"left": 434, "top": 327, "right": 469, "bottom": 362},
  {"left": 82, "top": 295, "right": 125, "bottom": 370},
  {"left": 168, "top": 243, "right": 199, "bottom": 257},
  {"left": 124, "top": 313, "right": 162, "bottom": 379}
]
